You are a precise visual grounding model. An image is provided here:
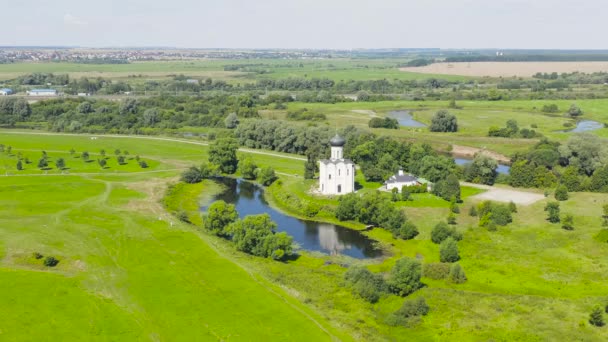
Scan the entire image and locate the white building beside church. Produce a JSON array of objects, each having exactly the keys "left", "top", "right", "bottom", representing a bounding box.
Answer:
[
  {"left": 319, "top": 134, "right": 355, "bottom": 195},
  {"left": 385, "top": 169, "right": 420, "bottom": 192}
]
